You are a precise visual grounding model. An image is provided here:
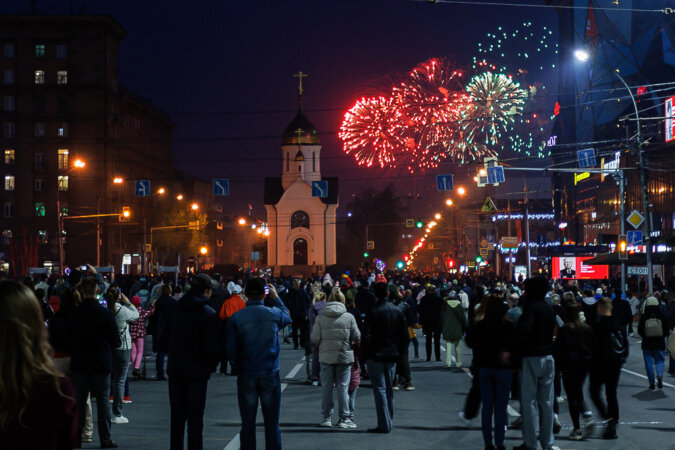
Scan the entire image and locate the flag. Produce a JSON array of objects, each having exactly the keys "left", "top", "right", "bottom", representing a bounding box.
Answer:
[{"left": 585, "top": 0, "right": 599, "bottom": 55}]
